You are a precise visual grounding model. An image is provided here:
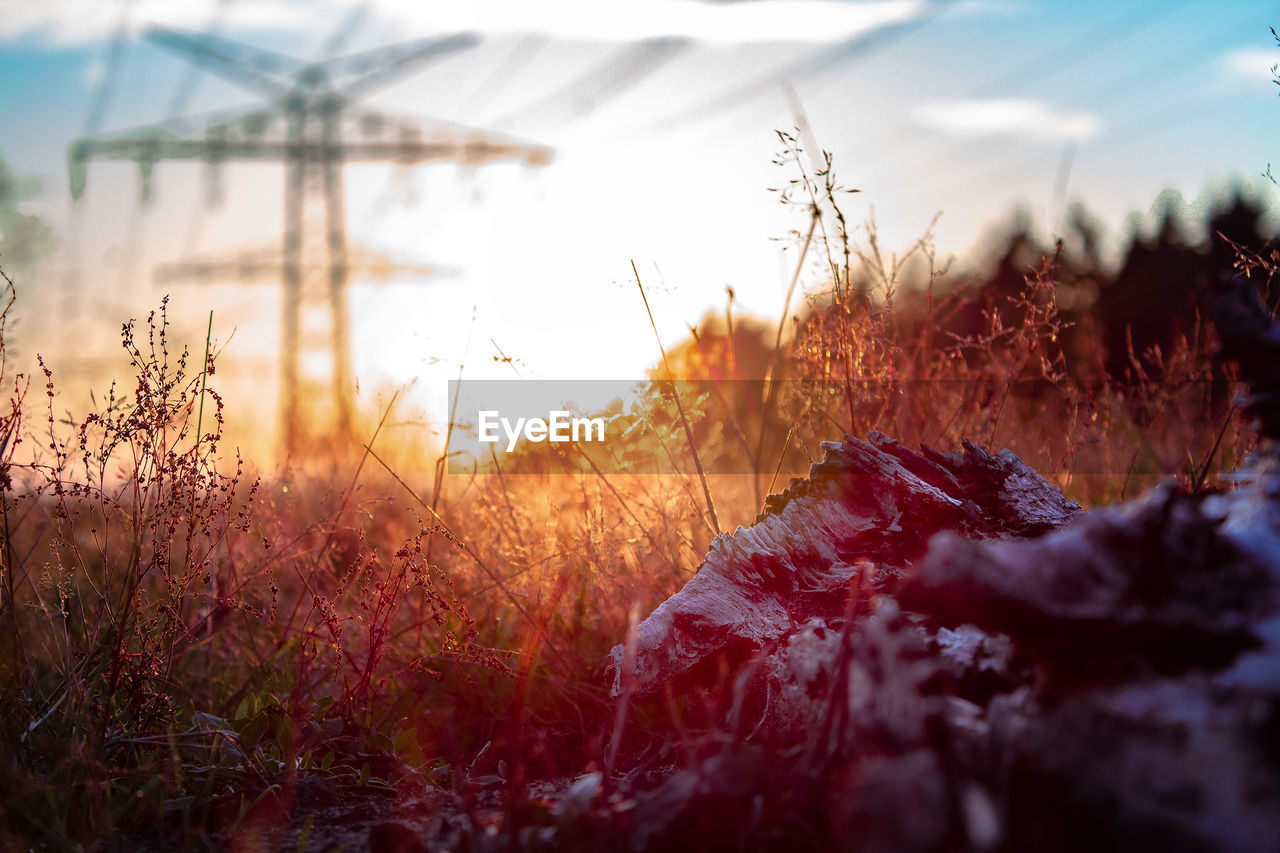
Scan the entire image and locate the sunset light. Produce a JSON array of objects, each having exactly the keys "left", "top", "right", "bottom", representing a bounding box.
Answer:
[{"left": 1, "top": 2, "right": 1279, "bottom": 849}]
